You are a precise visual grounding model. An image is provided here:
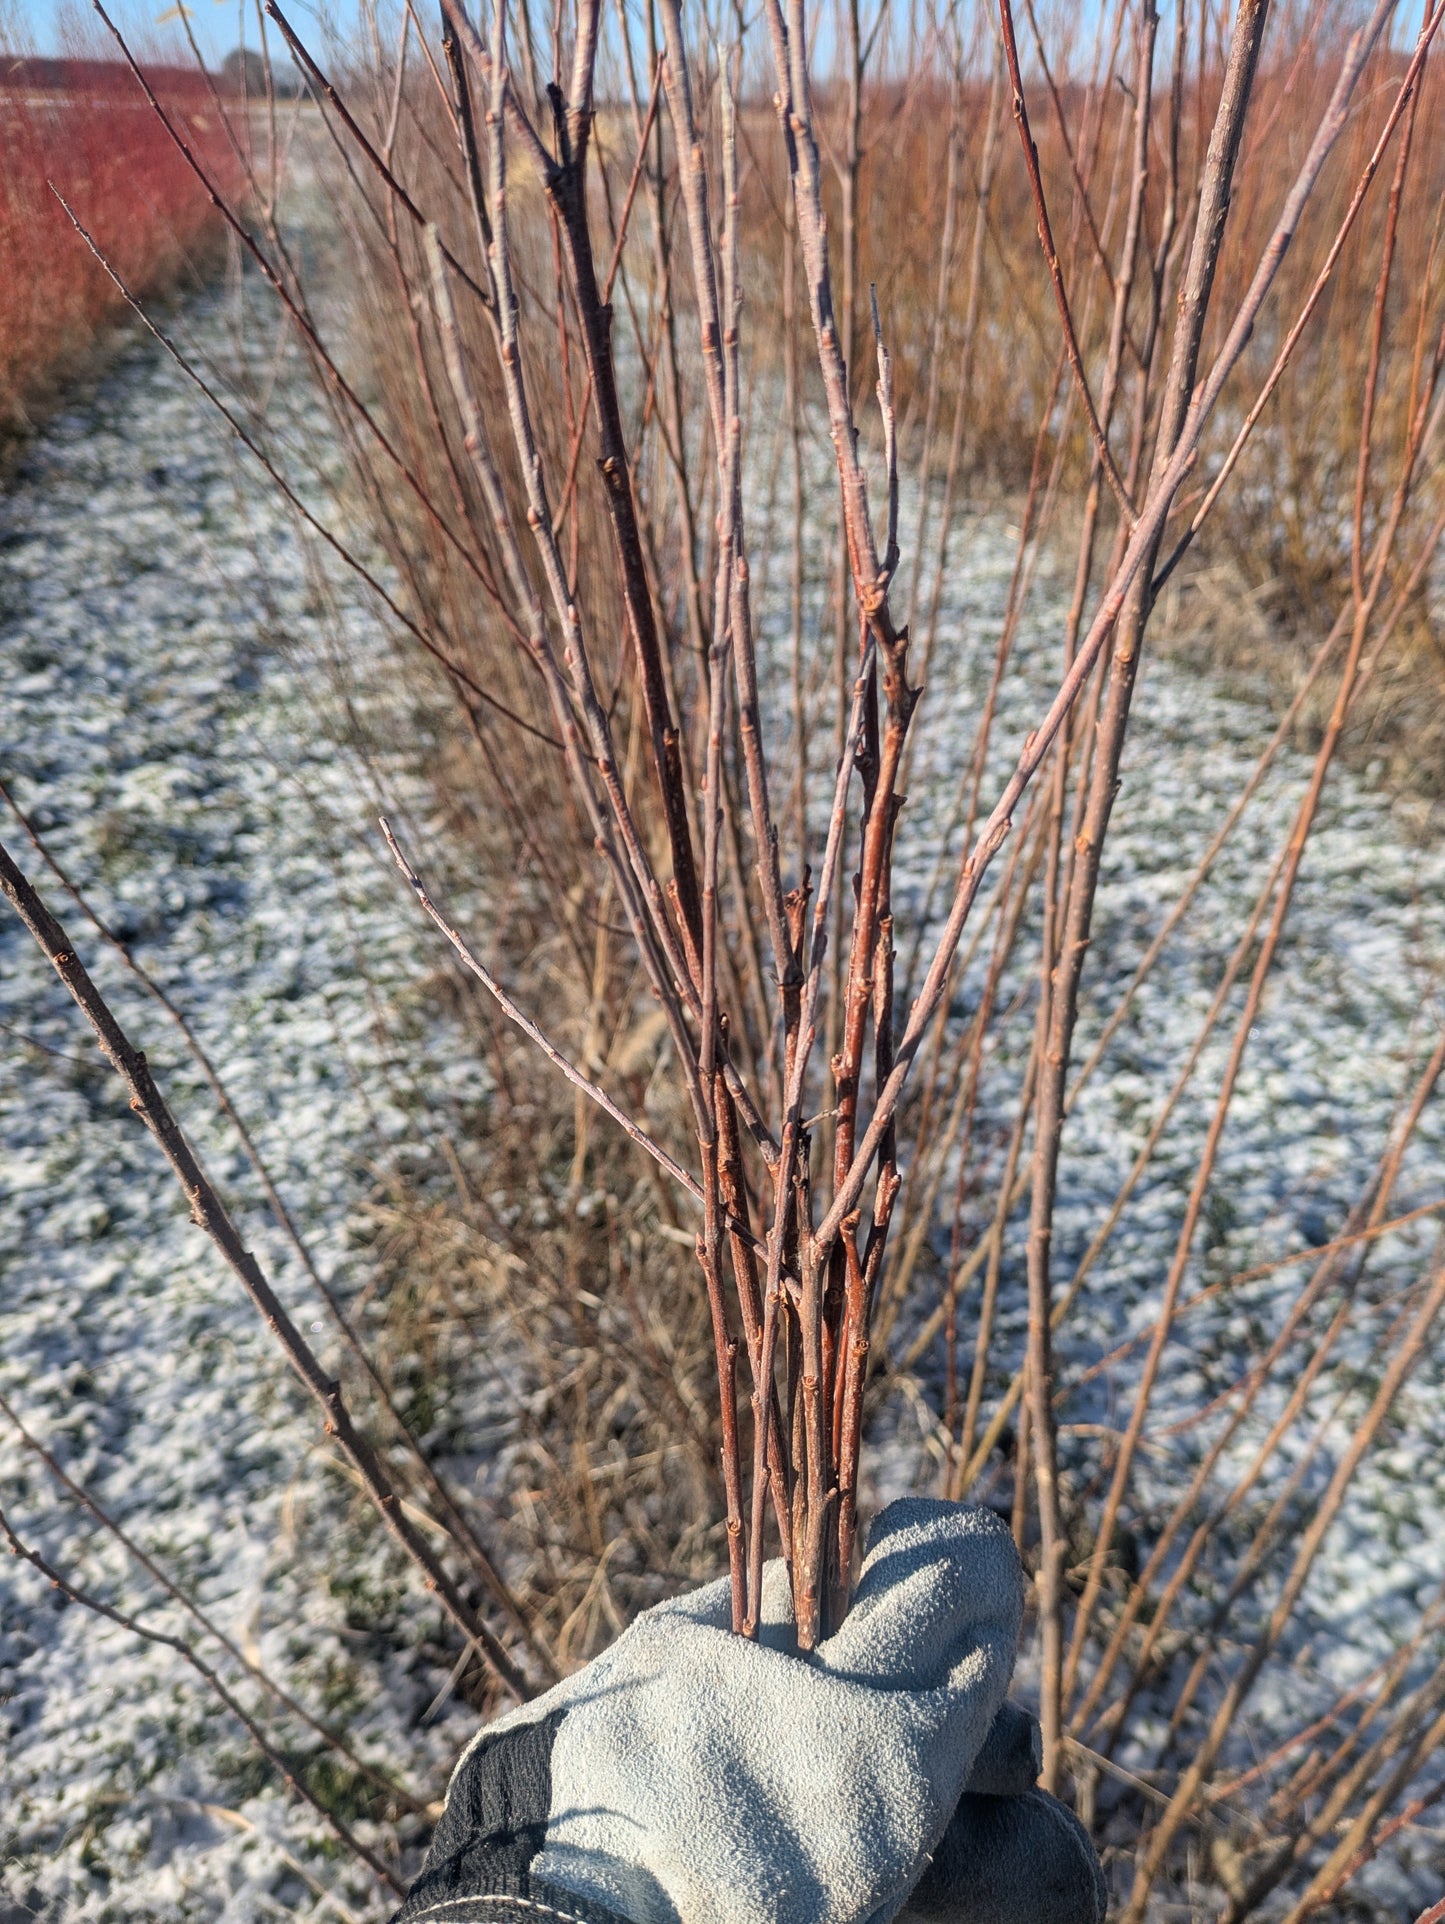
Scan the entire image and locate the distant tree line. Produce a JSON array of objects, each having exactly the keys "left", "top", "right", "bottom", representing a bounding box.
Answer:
[{"left": 221, "top": 46, "right": 308, "bottom": 98}]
